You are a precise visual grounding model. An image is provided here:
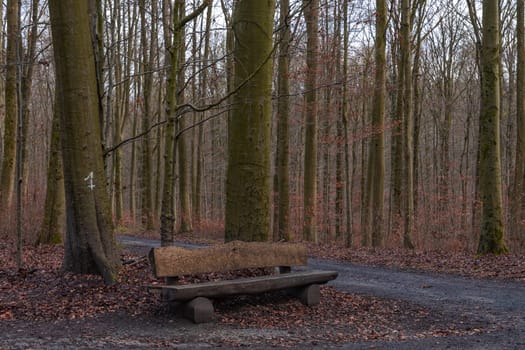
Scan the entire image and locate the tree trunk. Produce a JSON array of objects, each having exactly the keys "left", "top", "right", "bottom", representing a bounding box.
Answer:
[
  {"left": 341, "top": 0, "right": 352, "bottom": 247},
  {"left": 0, "top": 0, "right": 19, "bottom": 213},
  {"left": 224, "top": 0, "right": 275, "bottom": 242},
  {"left": 38, "top": 97, "right": 65, "bottom": 245},
  {"left": 160, "top": 0, "right": 208, "bottom": 245},
  {"left": 160, "top": 0, "right": 179, "bottom": 246},
  {"left": 513, "top": 0, "right": 525, "bottom": 250},
  {"left": 303, "top": 0, "right": 319, "bottom": 243},
  {"left": 176, "top": 0, "right": 193, "bottom": 234},
  {"left": 401, "top": 0, "right": 415, "bottom": 249},
  {"left": 363, "top": 0, "right": 387, "bottom": 248},
  {"left": 274, "top": 0, "right": 291, "bottom": 242},
  {"left": 49, "top": 0, "right": 120, "bottom": 284},
  {"left": 192, "top": 2, "right": 213, "bottom": 227},
  {"left": 20, "top": 0, "right": 39, "bottom": 193},
  {"left": 140, "top": 0, "right": 155, "bottom": 230},
  {"left": 477, "top": 0, "right": 507, "bottom": 254}
]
